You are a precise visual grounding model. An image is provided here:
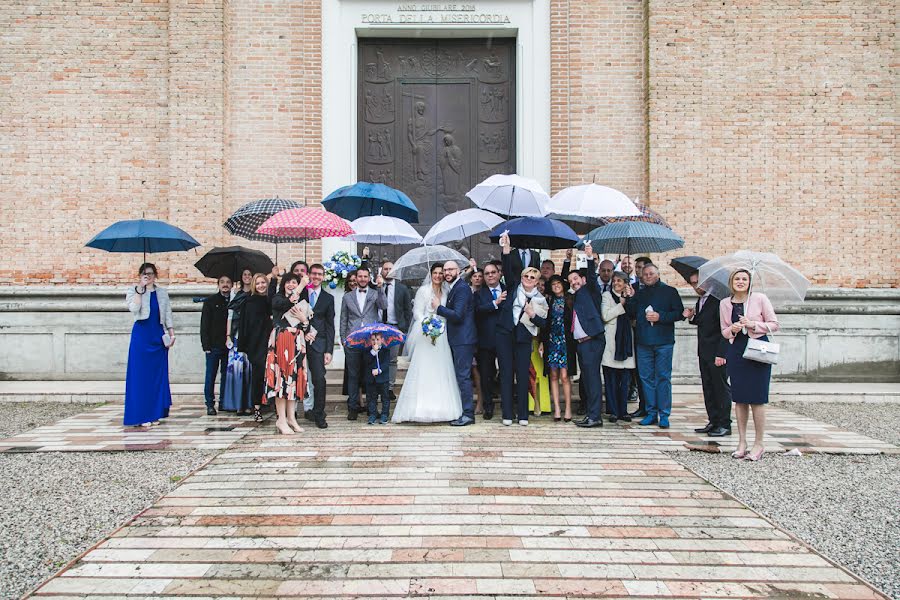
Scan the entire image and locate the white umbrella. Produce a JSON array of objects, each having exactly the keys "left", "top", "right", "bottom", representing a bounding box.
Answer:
[
  {"left": 698, "top": 250, "right": 810, "bottom": 306},
  {"left": 342, "top": 215, "right": 423, "bottom": 245},
  {"left": 547, "top": 184, "right": 642, "bottom": 219},
  {"left": 465, "top": 174, "right": 550, "bottom": 217},
  {"left": 423, "top": 208, "right": 505, "bottom": 246},
  {"left": 388, "top": 245, "right": 469, "bottom": 282}
]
